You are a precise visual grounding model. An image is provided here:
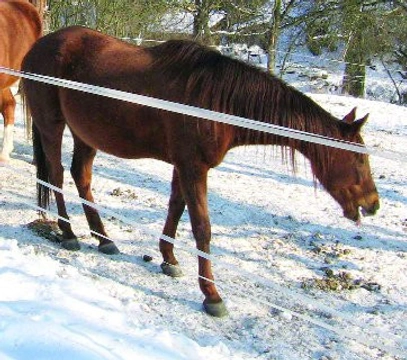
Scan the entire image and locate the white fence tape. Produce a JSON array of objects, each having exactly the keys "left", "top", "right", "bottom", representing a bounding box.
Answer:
[{"left": 0, "top": 66, "right": 405, "bottom": 163}]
